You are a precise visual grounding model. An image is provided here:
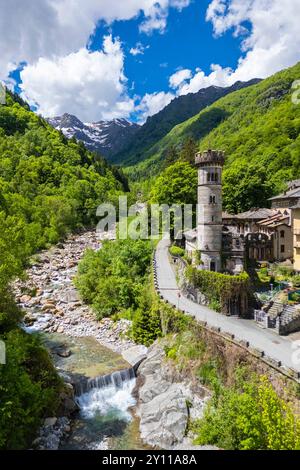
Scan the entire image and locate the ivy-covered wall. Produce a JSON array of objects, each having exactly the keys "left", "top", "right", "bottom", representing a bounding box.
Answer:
[{"left": 185, "top": 265, "right": 251, "bottom": 317}]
